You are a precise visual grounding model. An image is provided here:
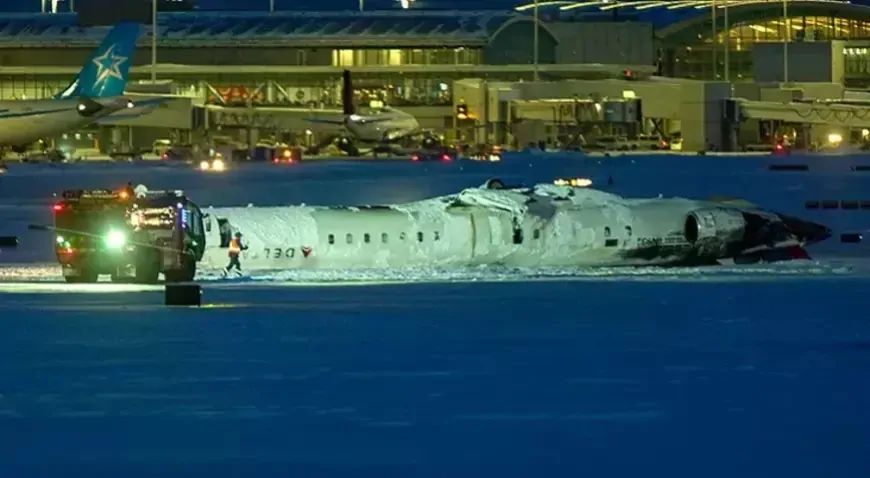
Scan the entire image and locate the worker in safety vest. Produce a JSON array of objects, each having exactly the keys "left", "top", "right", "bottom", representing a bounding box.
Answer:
[
  {"left": 122, "top": 182, "right": 134, "bottom": 199},
  {"left": 222, "top": 232, "right": 247, "bottom": 277}
]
